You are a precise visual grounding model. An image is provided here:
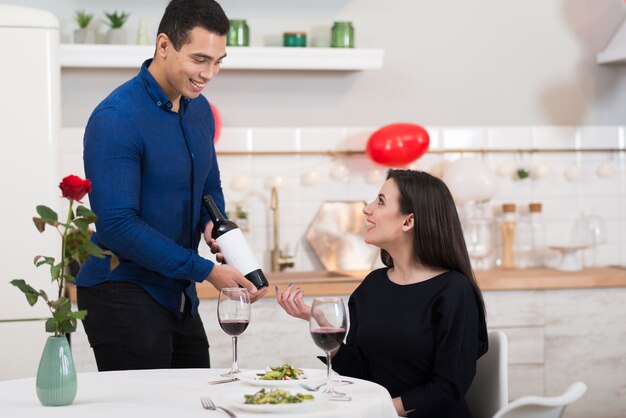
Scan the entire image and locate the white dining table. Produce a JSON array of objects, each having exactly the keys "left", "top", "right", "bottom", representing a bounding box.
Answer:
[{"left": 0, "top": 368, "right": 399, "bottom": 418}]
